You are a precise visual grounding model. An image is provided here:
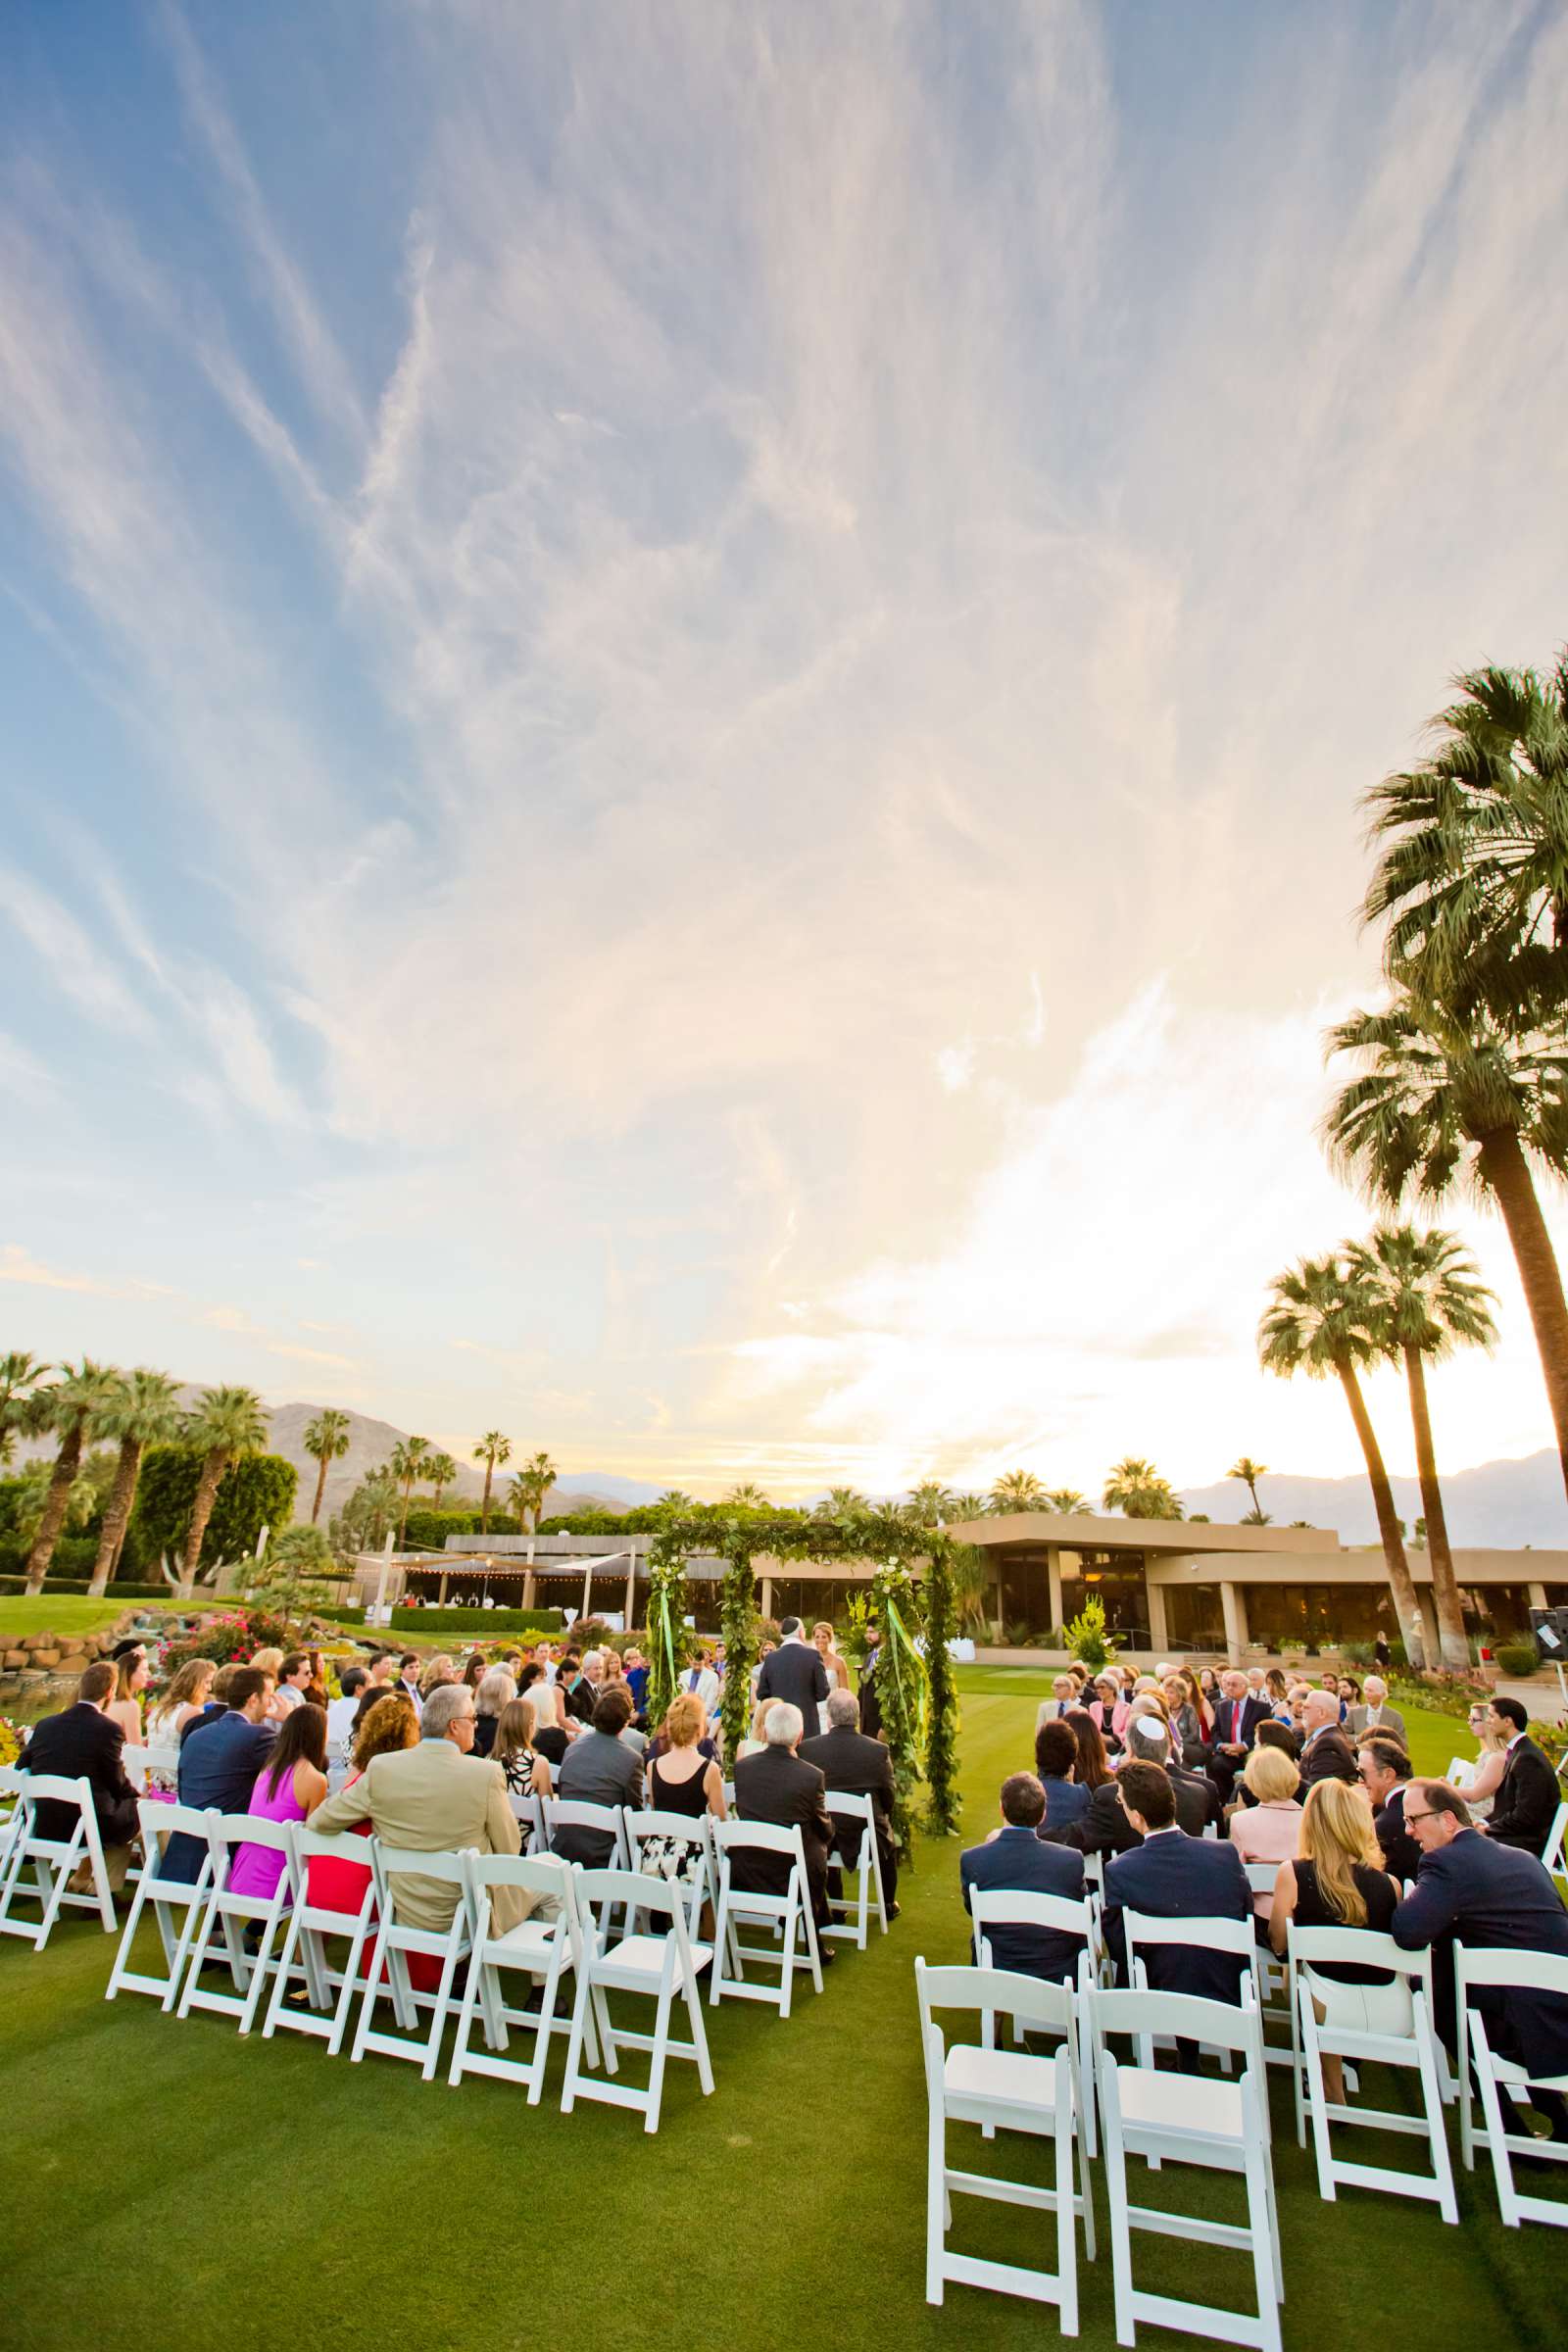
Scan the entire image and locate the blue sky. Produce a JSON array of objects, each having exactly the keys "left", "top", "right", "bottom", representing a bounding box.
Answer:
[{"left": 4, "top": 3, "right": 1568, "bottom": 1498}]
